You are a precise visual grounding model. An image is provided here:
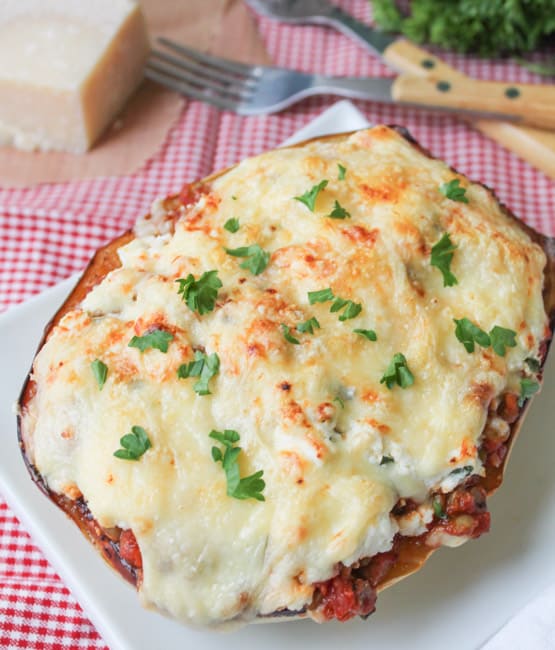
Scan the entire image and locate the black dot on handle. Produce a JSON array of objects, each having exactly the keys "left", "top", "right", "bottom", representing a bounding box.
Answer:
[
  {"left": 436, "top": 81, "right": 451, "bottom": 92},
  {"left": 421, "top": 59, "right": 435, "bottom": 69},
  {"left": 505, "top": 86, "right": 520, "bottom": 99}
]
